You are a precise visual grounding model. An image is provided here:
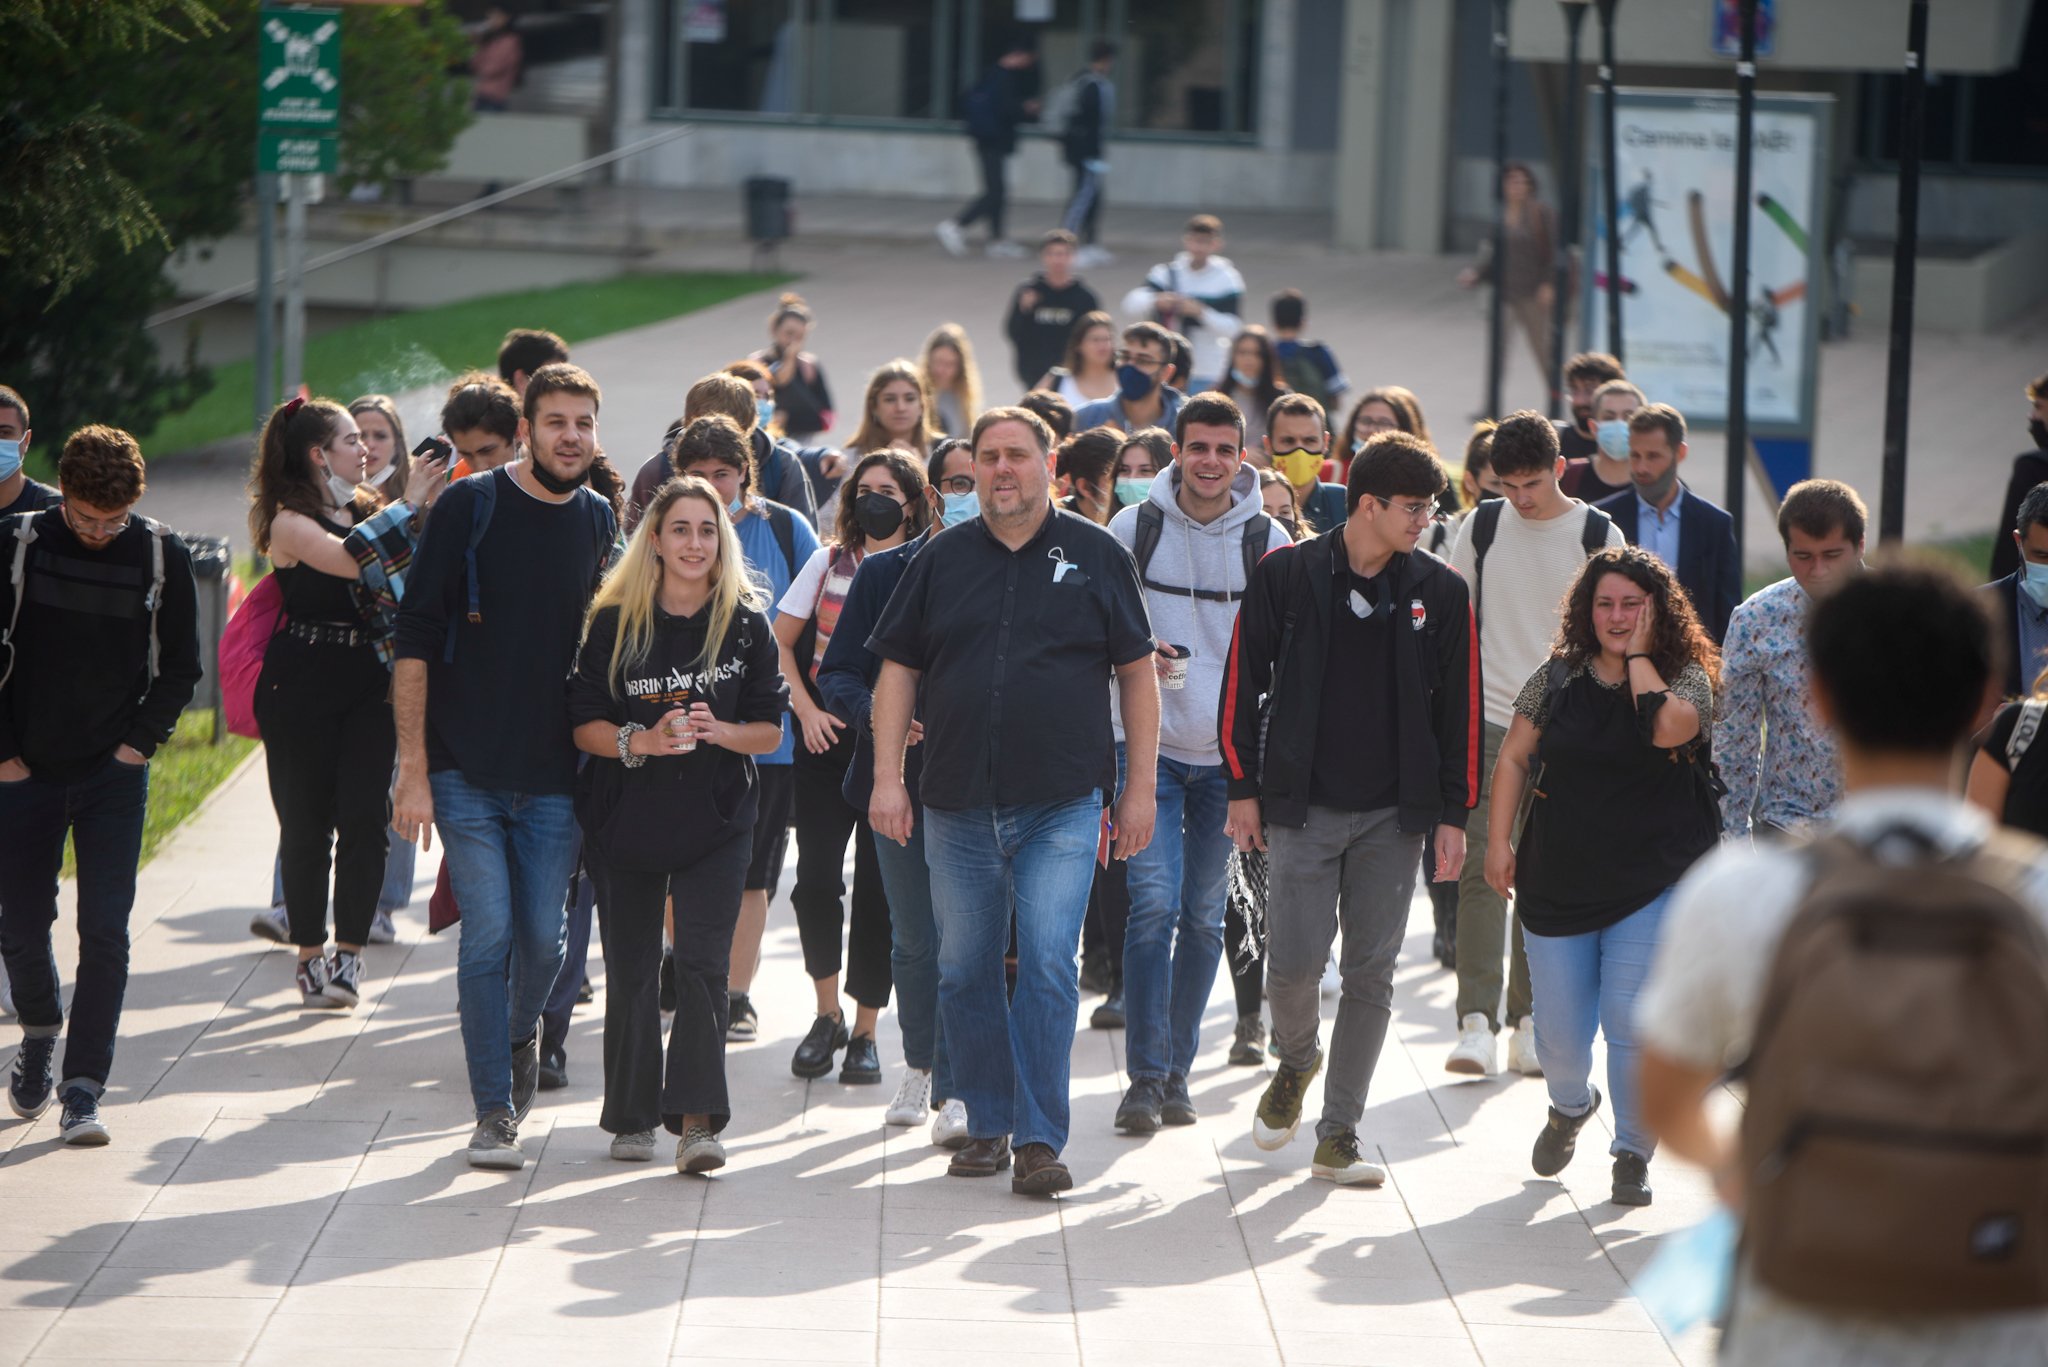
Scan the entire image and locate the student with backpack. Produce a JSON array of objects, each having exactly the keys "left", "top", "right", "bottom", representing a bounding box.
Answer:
[
  {"left": 1268, "top": 290, "right": 1348, "bottom": 413},
  {"left": 0, "top": 426, "right": 201, "bottom": 1145},
  {"left": 1055, "top": 42, "right": 1117, "bottom": 264},
  {"left": 391, "top": 363, "right": 619, "bottom": 1171},
  {"left": 1102, "top": 394, "right": 1289, "bottom": 1135},
  {"left": 674, "top": 413, "right": 818, "bottom": 1045},
  {"left": 1640, "top": 561, "right": 2048, "bottom": 1361},
  {"left": 1445, "top": 411, "right": 1626, "bottom": 1080},
  {"left": 1483, "top": 547, "right": 1721, "bottom": 1207},
  {"left": 1222, "top": 431, "right": 1478, "bottom": 1184}
]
